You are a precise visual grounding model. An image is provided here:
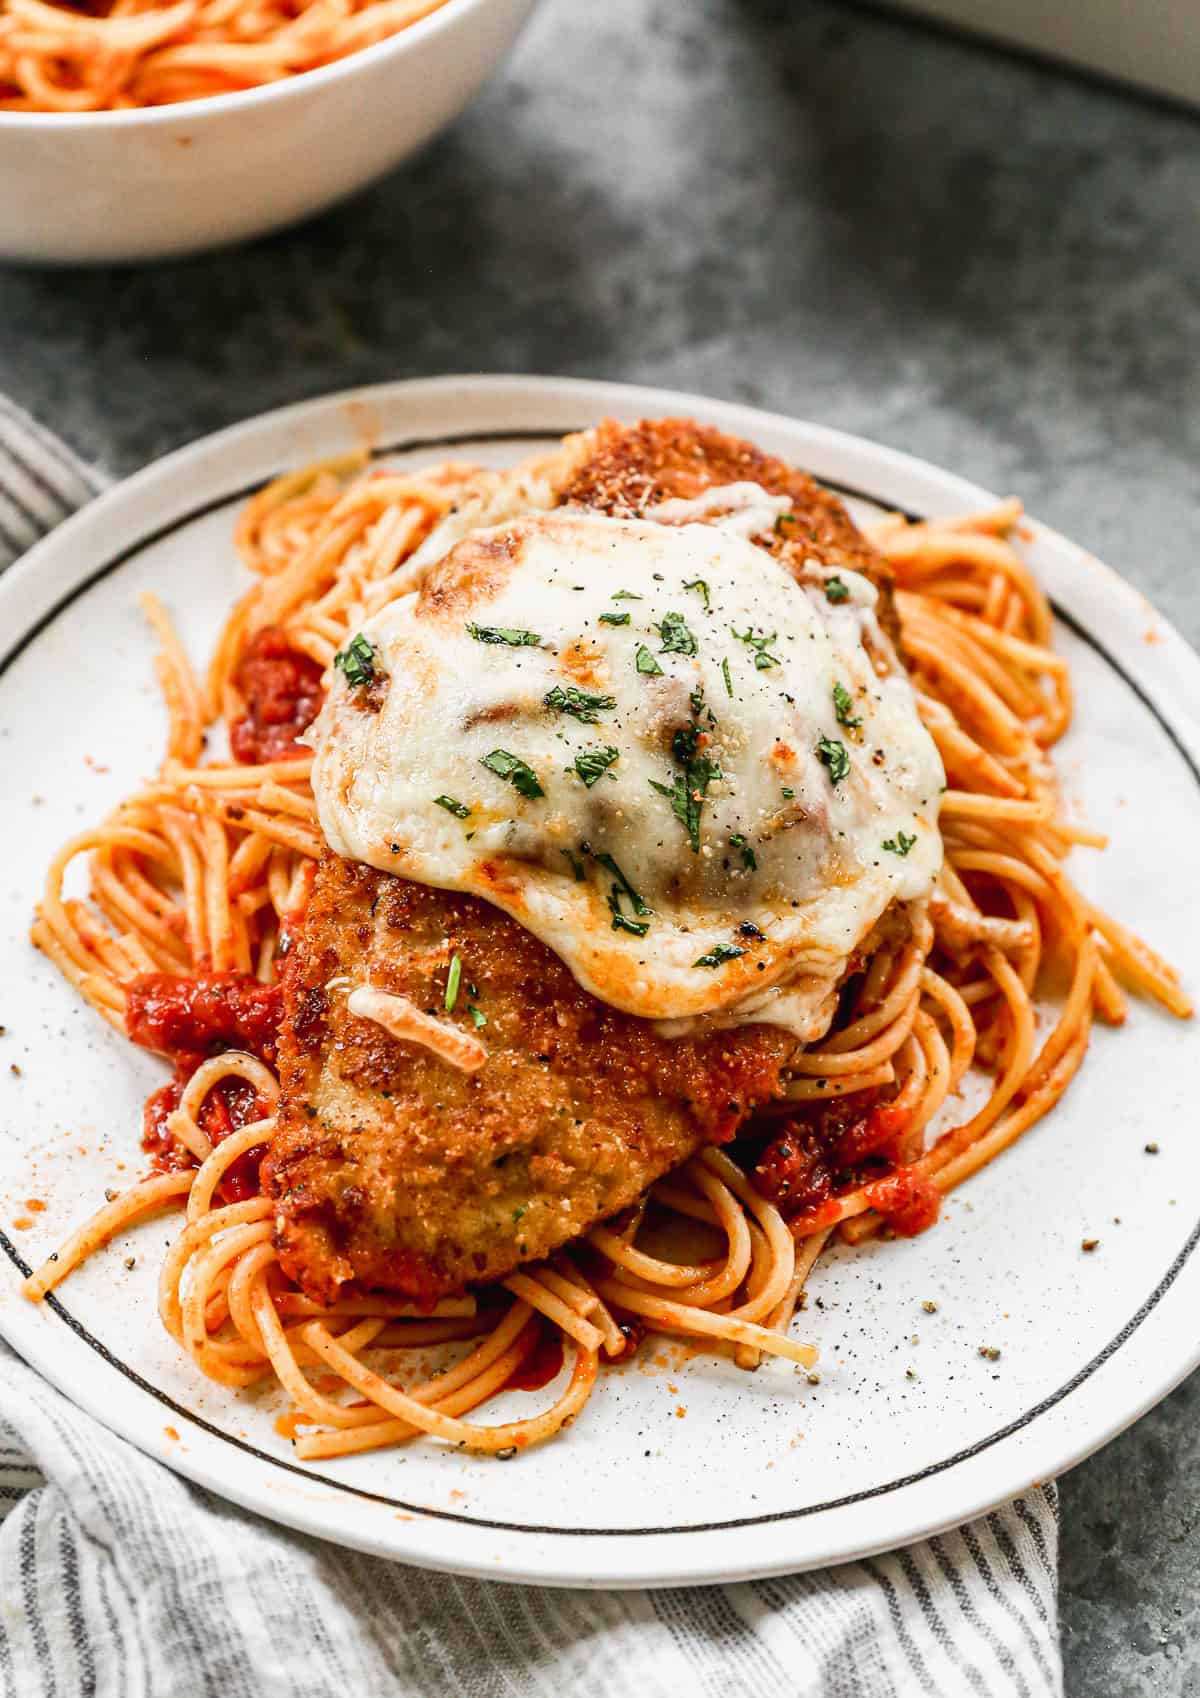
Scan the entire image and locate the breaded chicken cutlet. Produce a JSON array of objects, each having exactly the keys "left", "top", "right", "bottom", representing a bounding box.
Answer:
[{"left": 263, "top": 419, "right": 902, "bottom": 1304}]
